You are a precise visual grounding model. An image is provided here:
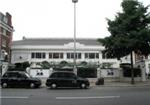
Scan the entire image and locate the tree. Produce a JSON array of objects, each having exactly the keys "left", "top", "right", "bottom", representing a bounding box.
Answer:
[{"left": 98, "top": 0, "right": 150, "bottom": 84}]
